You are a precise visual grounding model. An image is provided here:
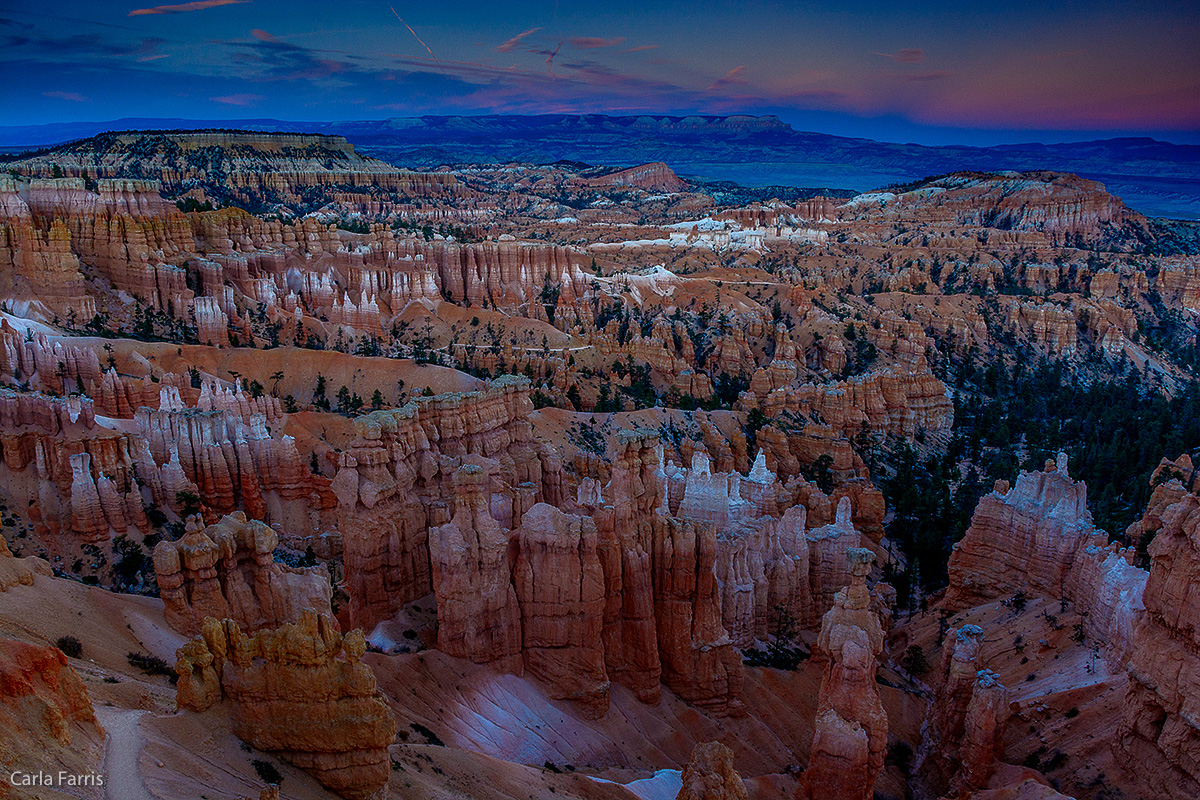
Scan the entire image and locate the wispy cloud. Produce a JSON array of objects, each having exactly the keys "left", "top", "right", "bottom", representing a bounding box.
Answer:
[
  {"left": 707, "top": 64, "right": 747, "bottom": 92},
  {"left": 496, "top": 27, "right": 541, "bottom": 53},
  {"left": 129, "top": 0, "right": 250, "bottom": 16},
  {"left": 222, "top": 34, "right": 350, "bottom": 81},
  {"left": 3, "top": 31, "right": 165, "bottom": 60},
  {"left": 42, "top": 90, "right": 88, "bottom": 102},
  {"left": 876, "top": 48, "right": 925, "bottom": 63},
  {"left": 569, "top": 36, "right": 625, "bottom": 50},
  {"left": 905, "top": 70, "right": 951, "bottom": 82},
  {"left": 210, "top": 92, "right": 262, "bottom": 105},
  {"left": 624, "top": 44, "right": 658, "bottom": 53}
]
